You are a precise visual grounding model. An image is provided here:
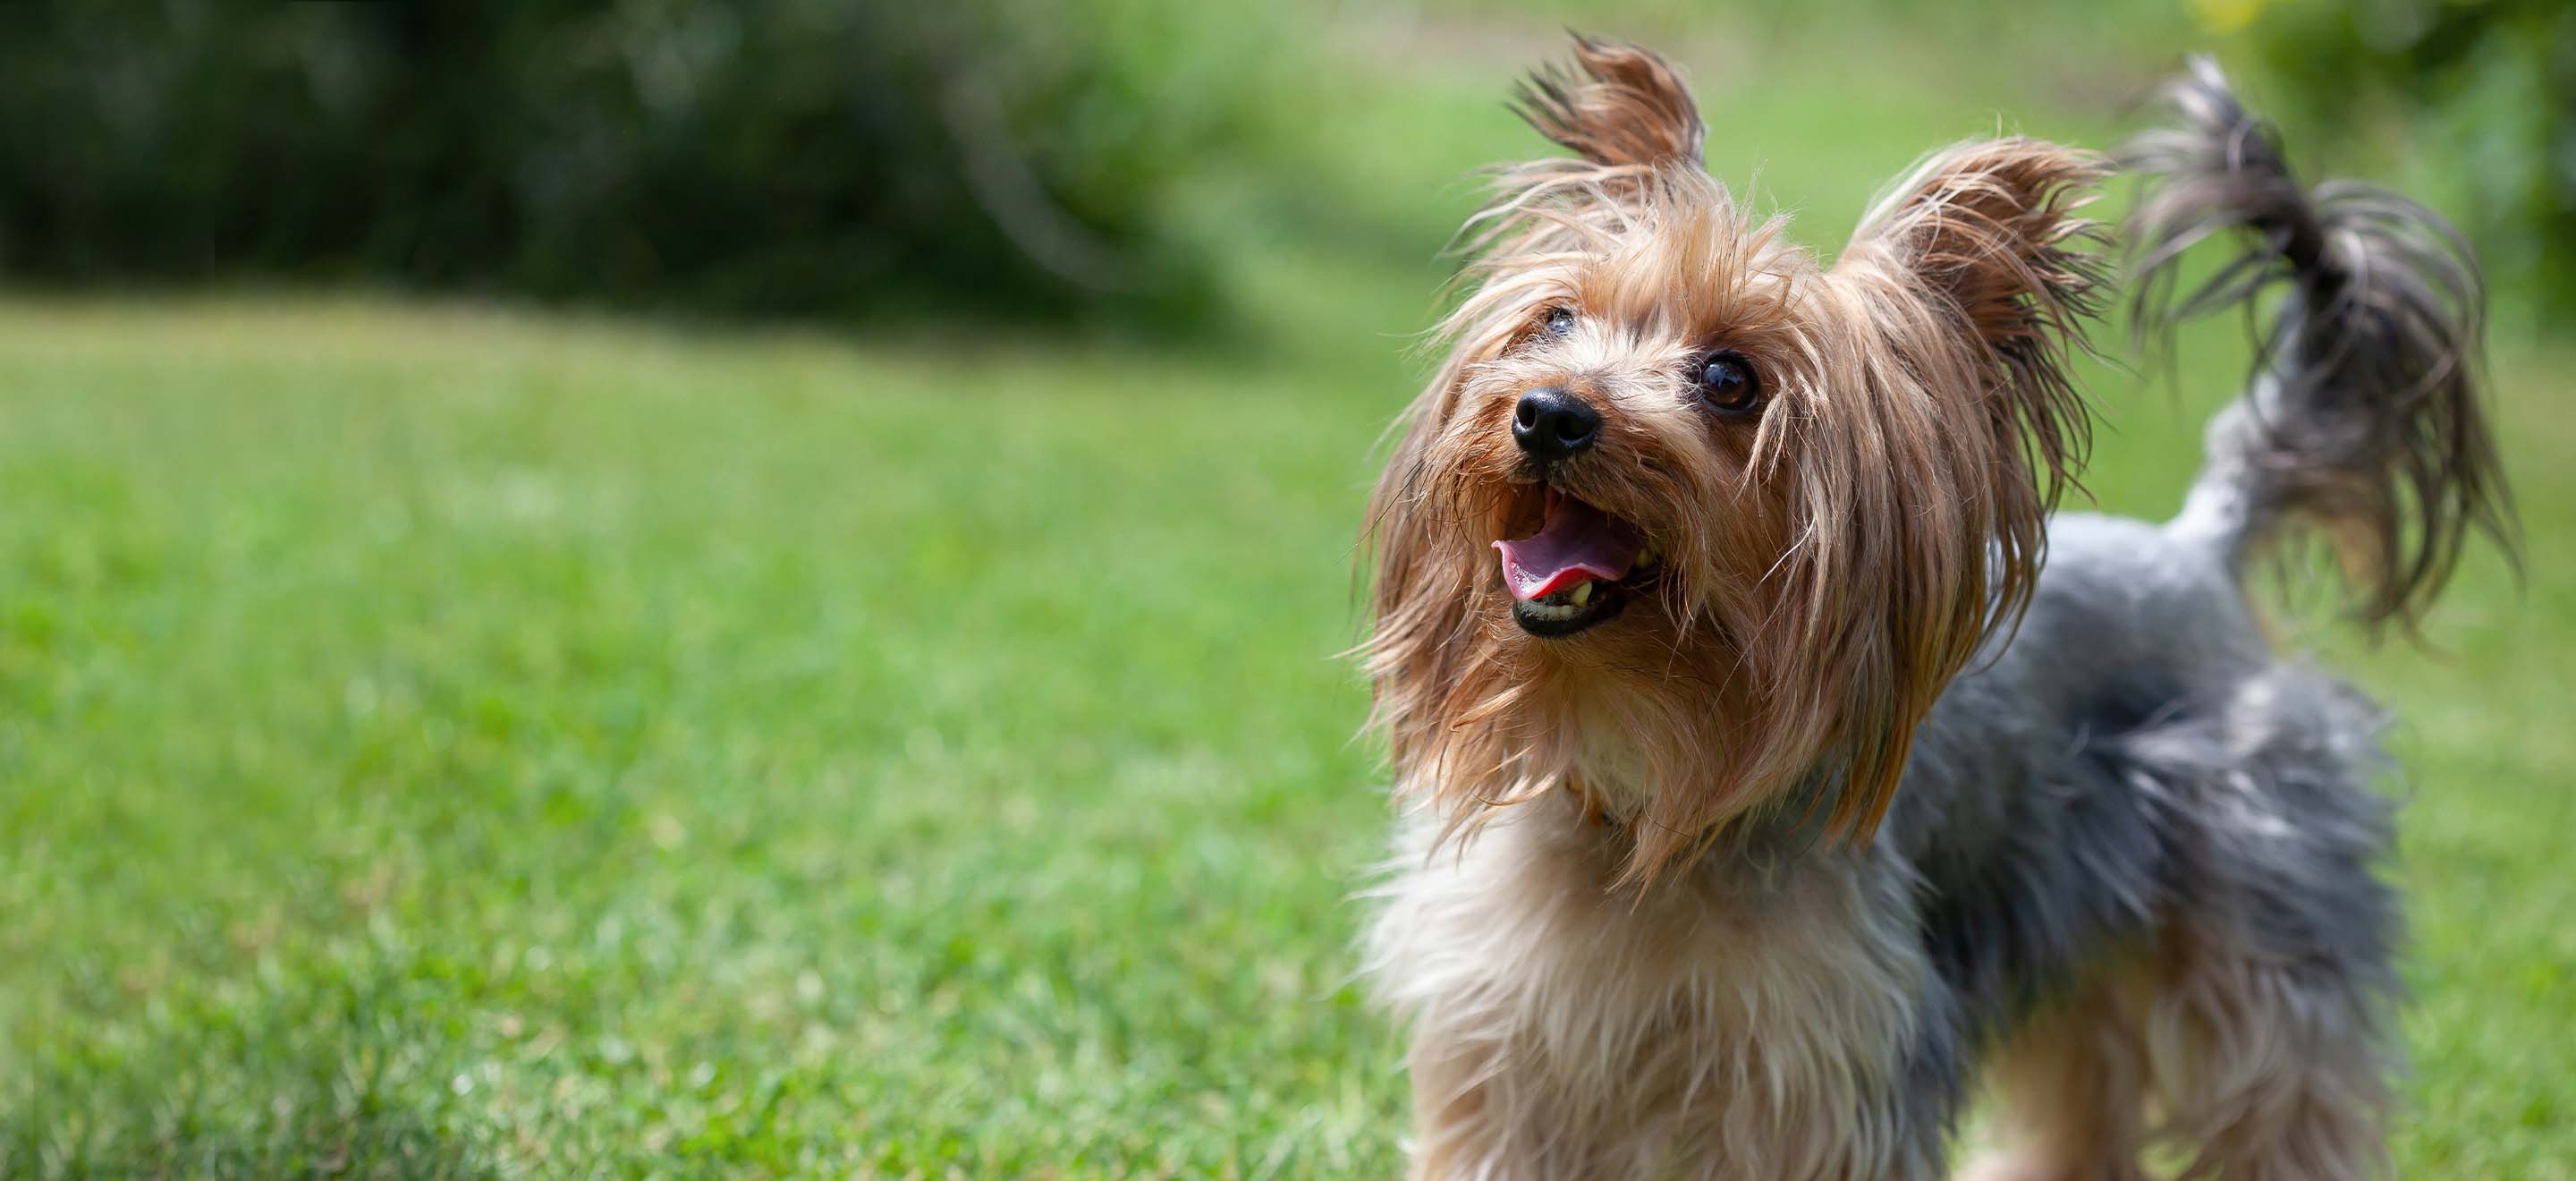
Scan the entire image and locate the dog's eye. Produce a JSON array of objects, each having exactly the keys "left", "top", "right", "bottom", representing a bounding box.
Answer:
[
  {"left": 1543, "top": 307, "right": 1577, "bottom": 337},
  {"left": 1694, "top": 352, "right": 1761, "bottom": 416}
]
